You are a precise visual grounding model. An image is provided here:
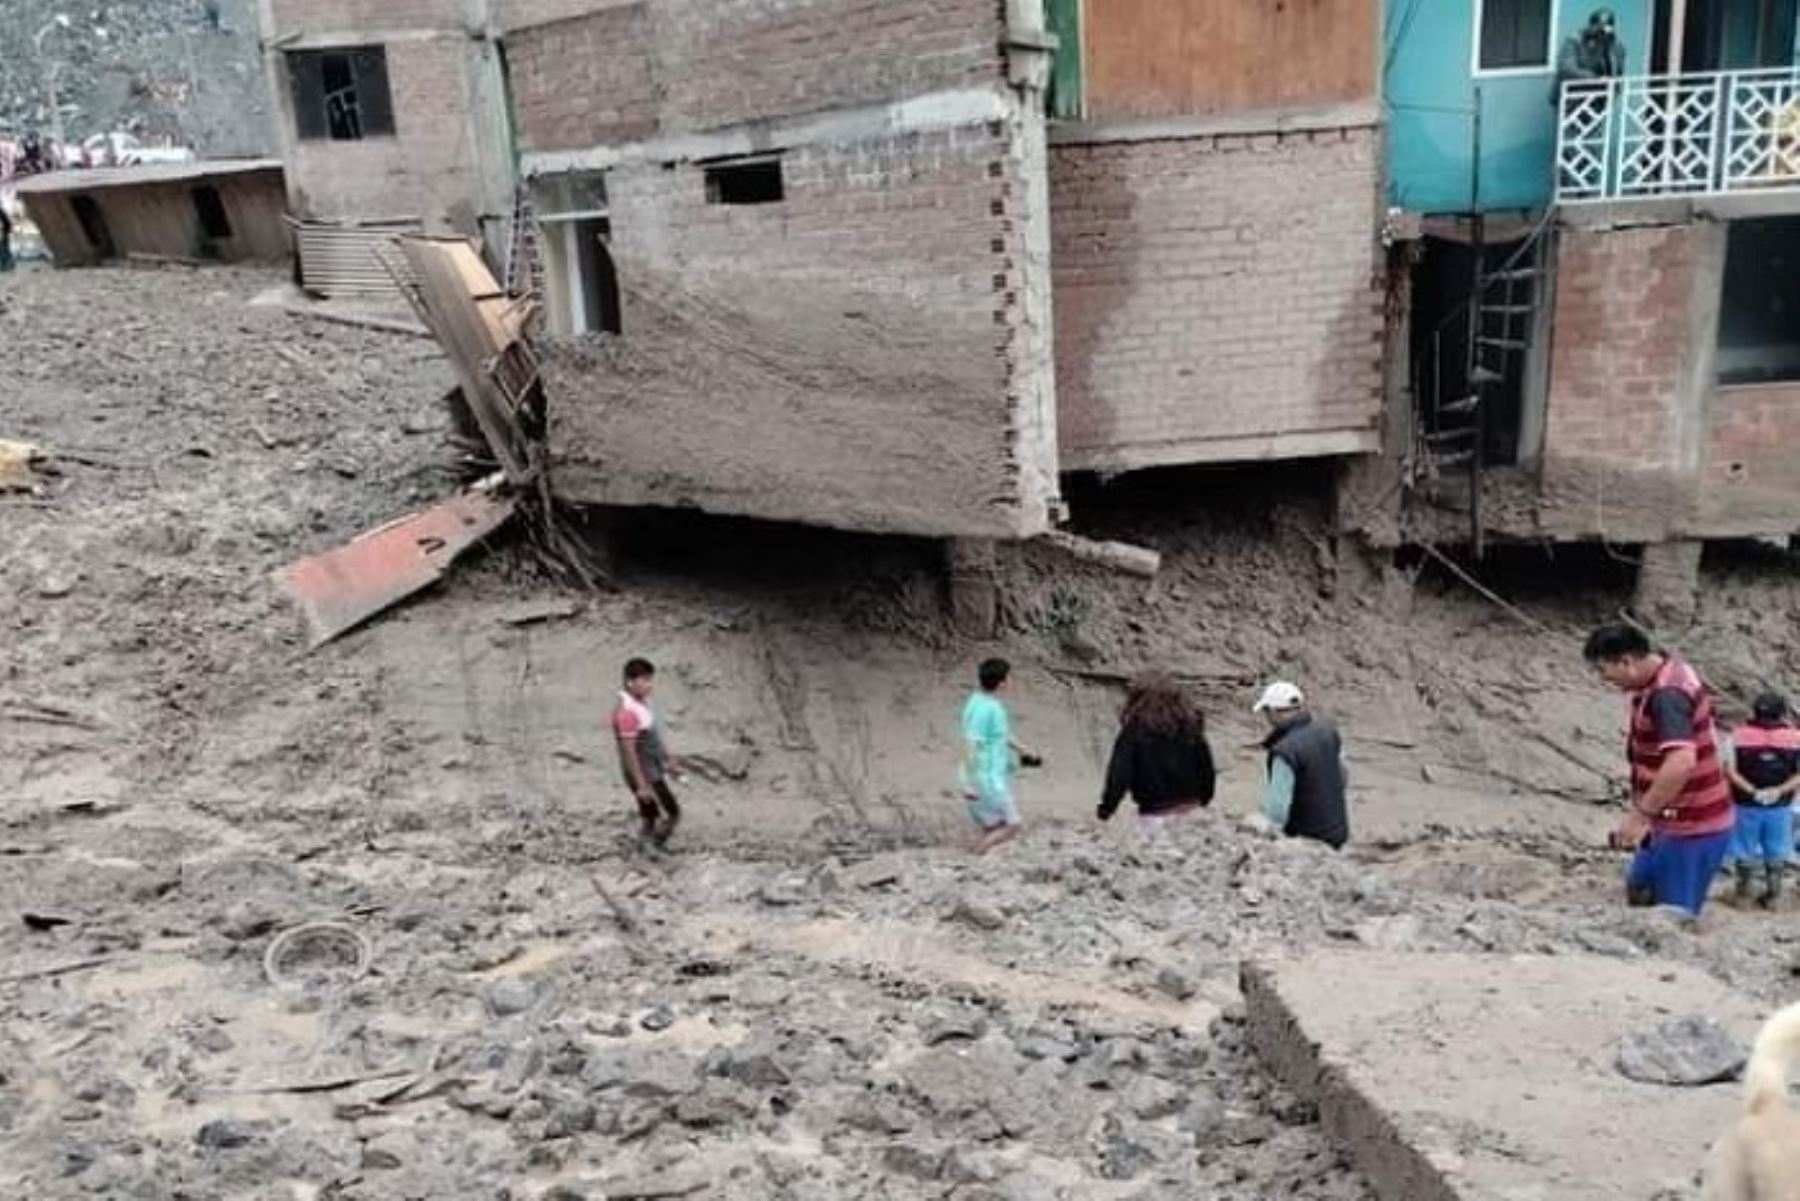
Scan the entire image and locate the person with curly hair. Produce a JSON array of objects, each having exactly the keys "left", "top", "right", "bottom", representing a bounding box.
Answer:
[{"left": 1096, "top": 672, "right": 1216, "bottom": 837}]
